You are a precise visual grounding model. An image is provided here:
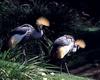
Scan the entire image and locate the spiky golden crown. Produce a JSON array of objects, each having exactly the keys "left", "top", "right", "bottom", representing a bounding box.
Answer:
[
  {"left": 36, "top": 17, "right": 50, "bottom": 27},
  {"left": 75, "top": 39, "right": 86, "bottom": 48}
]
